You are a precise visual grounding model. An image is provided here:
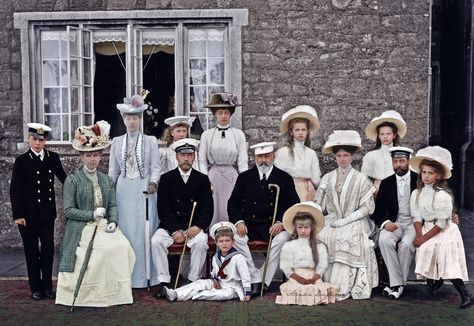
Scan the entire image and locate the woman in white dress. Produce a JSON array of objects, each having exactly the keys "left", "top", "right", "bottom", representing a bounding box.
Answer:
[
  {"left": 361, "top": 110, "right": 407, "bottom": 194},
  {"left": 274, "top": 105, "right": 321, "bottom": 201},
  {"left": 109, "top": 94, "right": 161, "bottom": 288},
  {"left": 410, "top": 146, "right": 472, "bottom": 309},
  {"left": 276, "top": 202, "right": 338, "bottom": 306},
  {"left": 56, "top": 121, "right": 135, "bottom": 307},
  {"left": 160, "top": 116, "right": 198, "bottom": 173},
  {"left": 315, "top": 130, "right": 378, "bottom": 301},
  {"left": 199, "top": 93, "right": 248, "bottom": 226}
]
